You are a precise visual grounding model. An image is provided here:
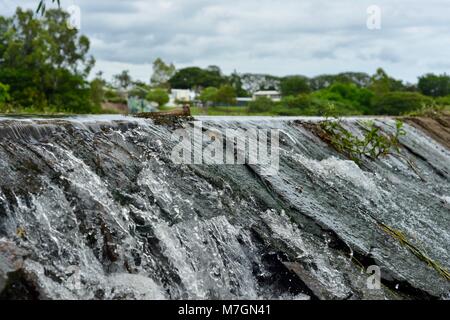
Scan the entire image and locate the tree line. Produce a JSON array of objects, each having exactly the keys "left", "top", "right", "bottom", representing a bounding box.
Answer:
[{"left": 1, "top": 7, "right": 450, "bottom": 116}]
